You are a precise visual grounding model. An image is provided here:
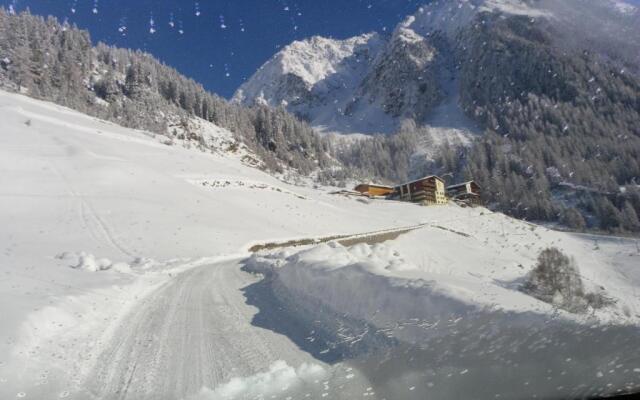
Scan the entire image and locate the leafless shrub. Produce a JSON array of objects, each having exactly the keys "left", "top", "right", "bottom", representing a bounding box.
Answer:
[{"left": 521, "top": 248, "right": 614, "bottom": 313}]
